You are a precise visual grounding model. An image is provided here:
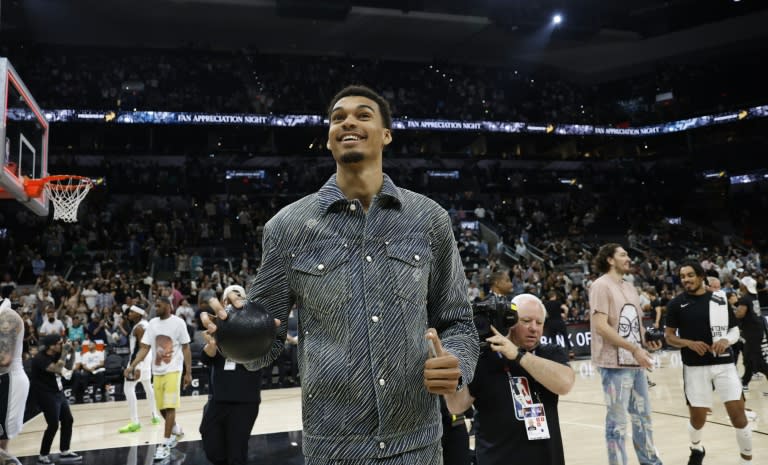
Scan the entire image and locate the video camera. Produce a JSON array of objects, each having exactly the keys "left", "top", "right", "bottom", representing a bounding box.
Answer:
[
  {"left": 644, "top": 327, "right": 665, "bottom": 345},
  {"left": 472, "top": 296, "right": 519, "bottom": 351}
]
